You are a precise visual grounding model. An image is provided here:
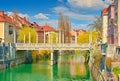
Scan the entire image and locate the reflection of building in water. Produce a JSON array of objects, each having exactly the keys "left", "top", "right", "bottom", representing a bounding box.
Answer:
[
  {"left": 31, "top": 64, "right": 53, "bottom": 81},
  {"left": 70, "top": 54, "right": 86, "bottom": 77},
  {"left": 70, "top": 55, "right": 75, "bottom": 76}
]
